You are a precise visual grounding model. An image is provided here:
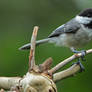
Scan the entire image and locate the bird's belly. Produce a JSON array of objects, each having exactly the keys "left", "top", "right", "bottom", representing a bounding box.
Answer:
[
  {"left": 65, "top": 29, "right": 92, "bottom": 48},
  {"left": 49, "top": 29, "right": 92, "bottom": 48}
]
